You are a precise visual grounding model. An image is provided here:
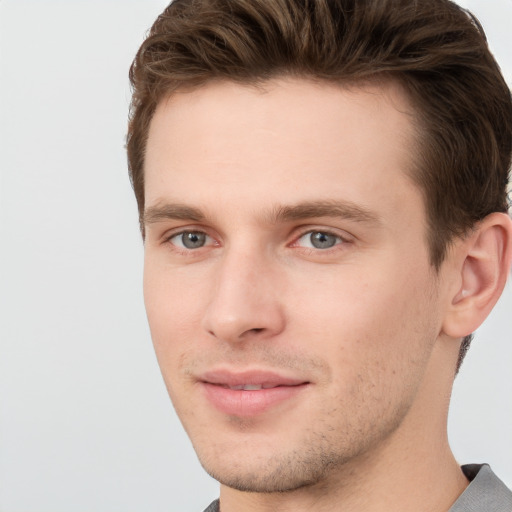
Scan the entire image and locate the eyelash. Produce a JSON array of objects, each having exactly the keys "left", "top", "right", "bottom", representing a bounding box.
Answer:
[
  {"left": 162, "top": 227, "right": 352, "bottom": 255},
  {"left": 292, "top": 229, "right": 348, "bottom": 252},
  {"left": 163, "top": 229, "right": 217, "bottom": 255}
]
